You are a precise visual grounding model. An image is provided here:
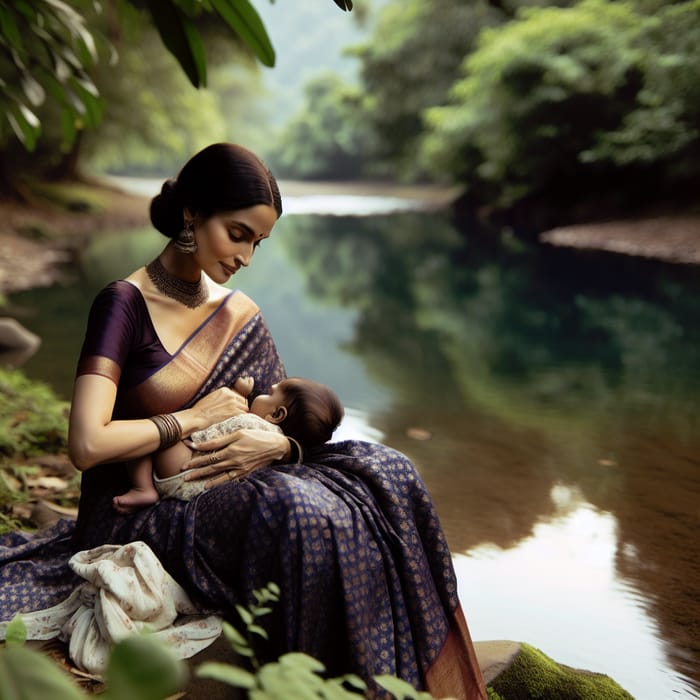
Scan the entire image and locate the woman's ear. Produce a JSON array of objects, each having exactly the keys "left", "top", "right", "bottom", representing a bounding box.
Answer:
[{"left": 267, "top": 405, "right": 288, "bottom": 424}]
